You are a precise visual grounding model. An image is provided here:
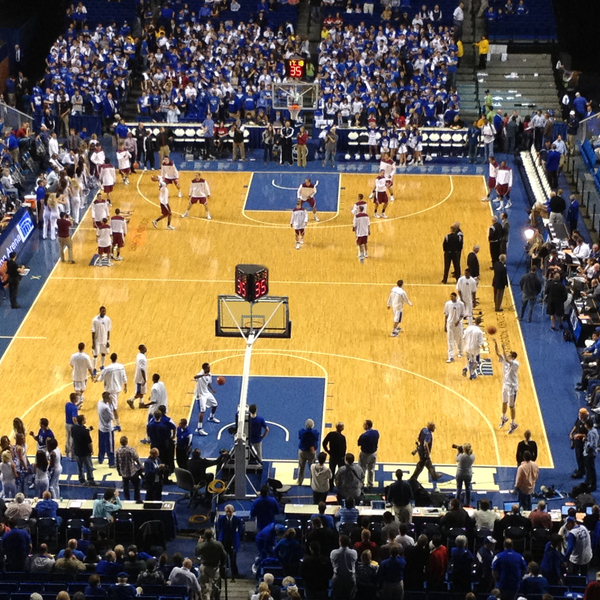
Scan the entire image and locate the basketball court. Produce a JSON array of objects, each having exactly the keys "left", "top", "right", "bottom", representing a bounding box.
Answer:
[{"left": 0, "top": 169, "right": 552, "bottom": 492}]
